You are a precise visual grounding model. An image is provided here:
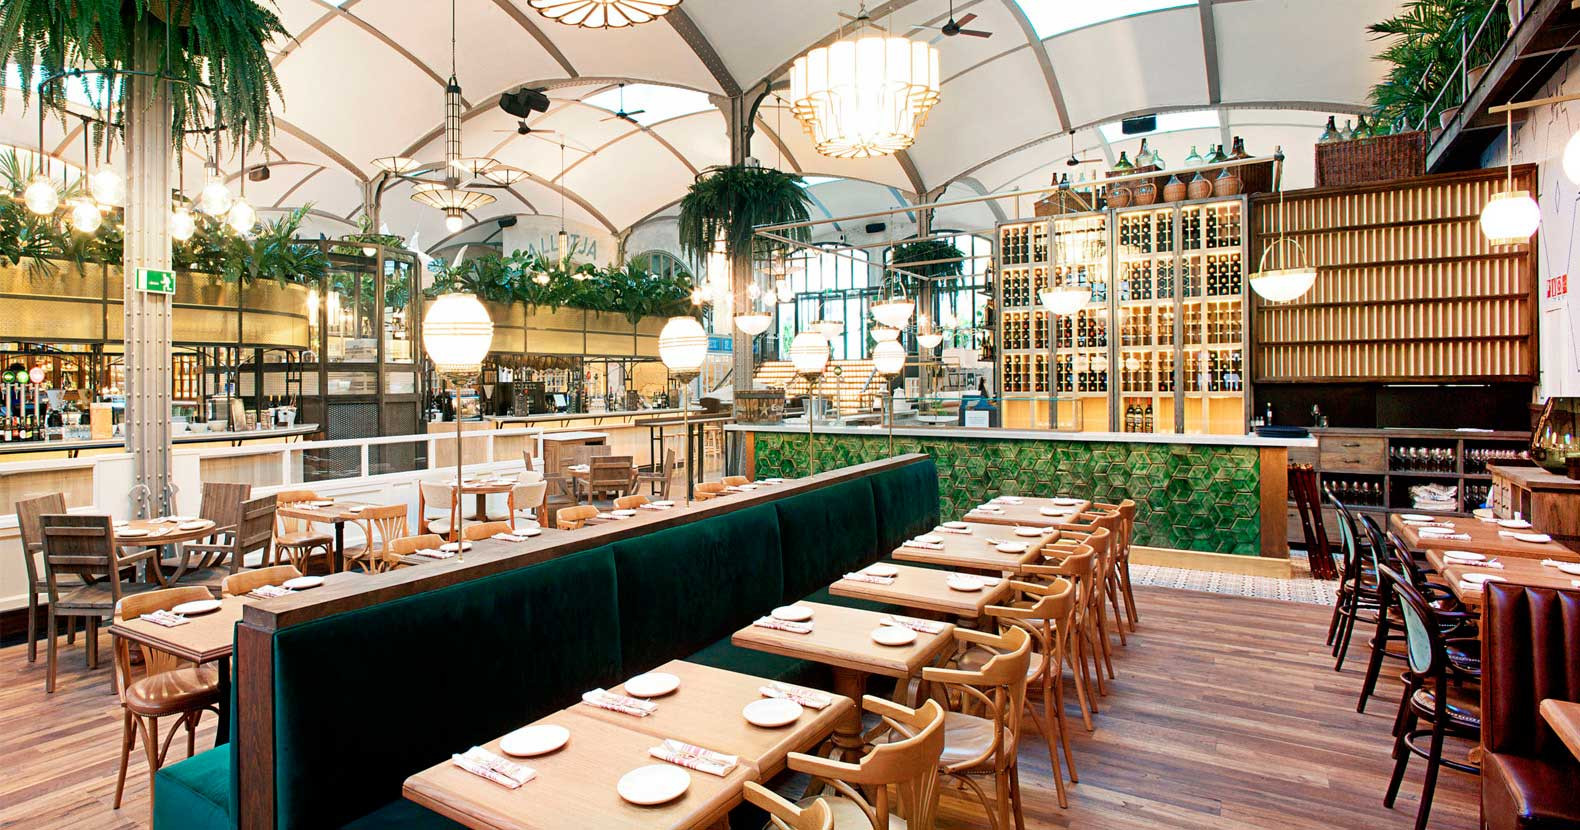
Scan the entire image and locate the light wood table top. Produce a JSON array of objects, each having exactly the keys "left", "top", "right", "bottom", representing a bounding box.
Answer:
[
  {"left": 1391, "top": 515, "right": 1579, "bottom": 561},
  {"left": 890, "top": 521, "right": 1055, "bottom": 574},
  {"left": 960, "top": 497, "right": 1092, "bottom": 529},
  {"left": 1424, "top": 550, "right": 1580, "bottom": 611},
  {"left": 276, "top": 500, "right": 382, "bottom": 523},
  {"left": 108, "top": 595, "right": 247, "bottom": 663},
  {"left": 113, "top": 517, "right": 221, "bottom": 548},
  {"left": 403, "top": 710, "right": 750, "bottom": 830},
  {"left": 1540, "top": 699, "right": 1580, "bottom": 762},
  {"left": 582, "top": 660, "right": 853, "bottom": 778},
  {"left": 730, "top": 601, "right": 955, "bottom": 680},
  {"left": 830, "top": 563, "right": 1012, "bottom": 618}
]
